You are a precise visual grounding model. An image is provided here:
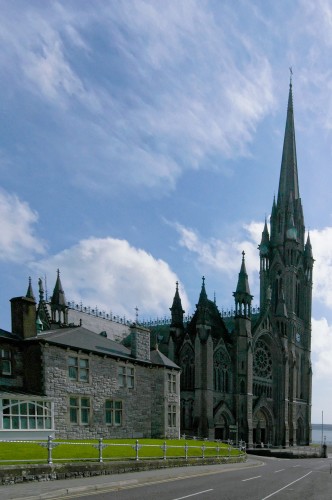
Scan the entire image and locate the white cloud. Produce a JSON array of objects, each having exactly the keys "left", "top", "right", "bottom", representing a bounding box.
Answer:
[
  {"left": 31, "top": 237, "right": 190, "bottom": 322},
  {"left": 0, "top": 189, "right": 45, "bottom": 262},
  {"left": 309, "top": 227, "right": 332, "bottom": 308},
  {"left": 0, "top": 1, "right": 275, "bottom": 194},
  {"left": 311, "top": 316, "right": 332, "bottom": 422},
  {"left": 172, "top": 219, "right": 261, "bottom": 281},
  {"left": 311, "top": 317, "right": 332, "bottom": 378}
]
